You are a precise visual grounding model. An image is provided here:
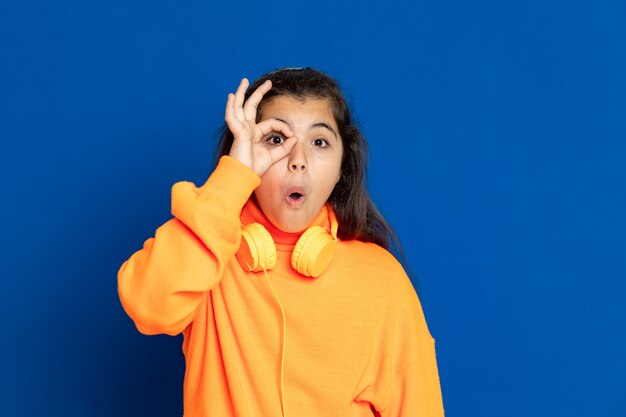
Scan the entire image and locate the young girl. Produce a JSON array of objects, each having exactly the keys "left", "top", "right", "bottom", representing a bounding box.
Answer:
[{"left": 118, "top": 67, "right": 444, "bottom": 416}]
